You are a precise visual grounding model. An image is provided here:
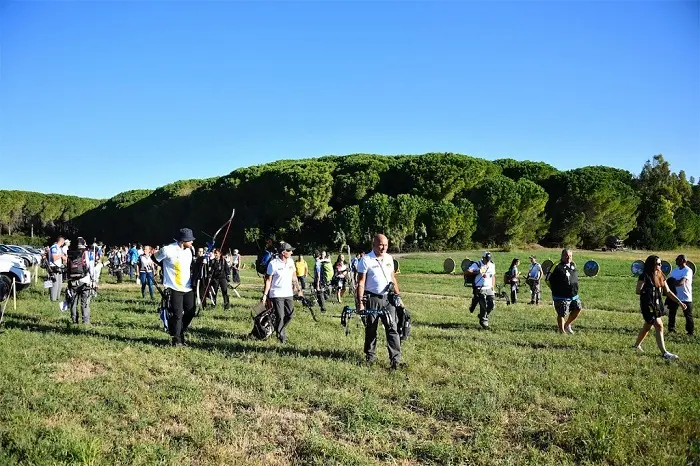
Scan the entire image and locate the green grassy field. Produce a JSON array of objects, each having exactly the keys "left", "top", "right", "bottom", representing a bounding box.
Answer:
[{"left": 0, "top": 248, "right": 698, "bottom": 465}]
